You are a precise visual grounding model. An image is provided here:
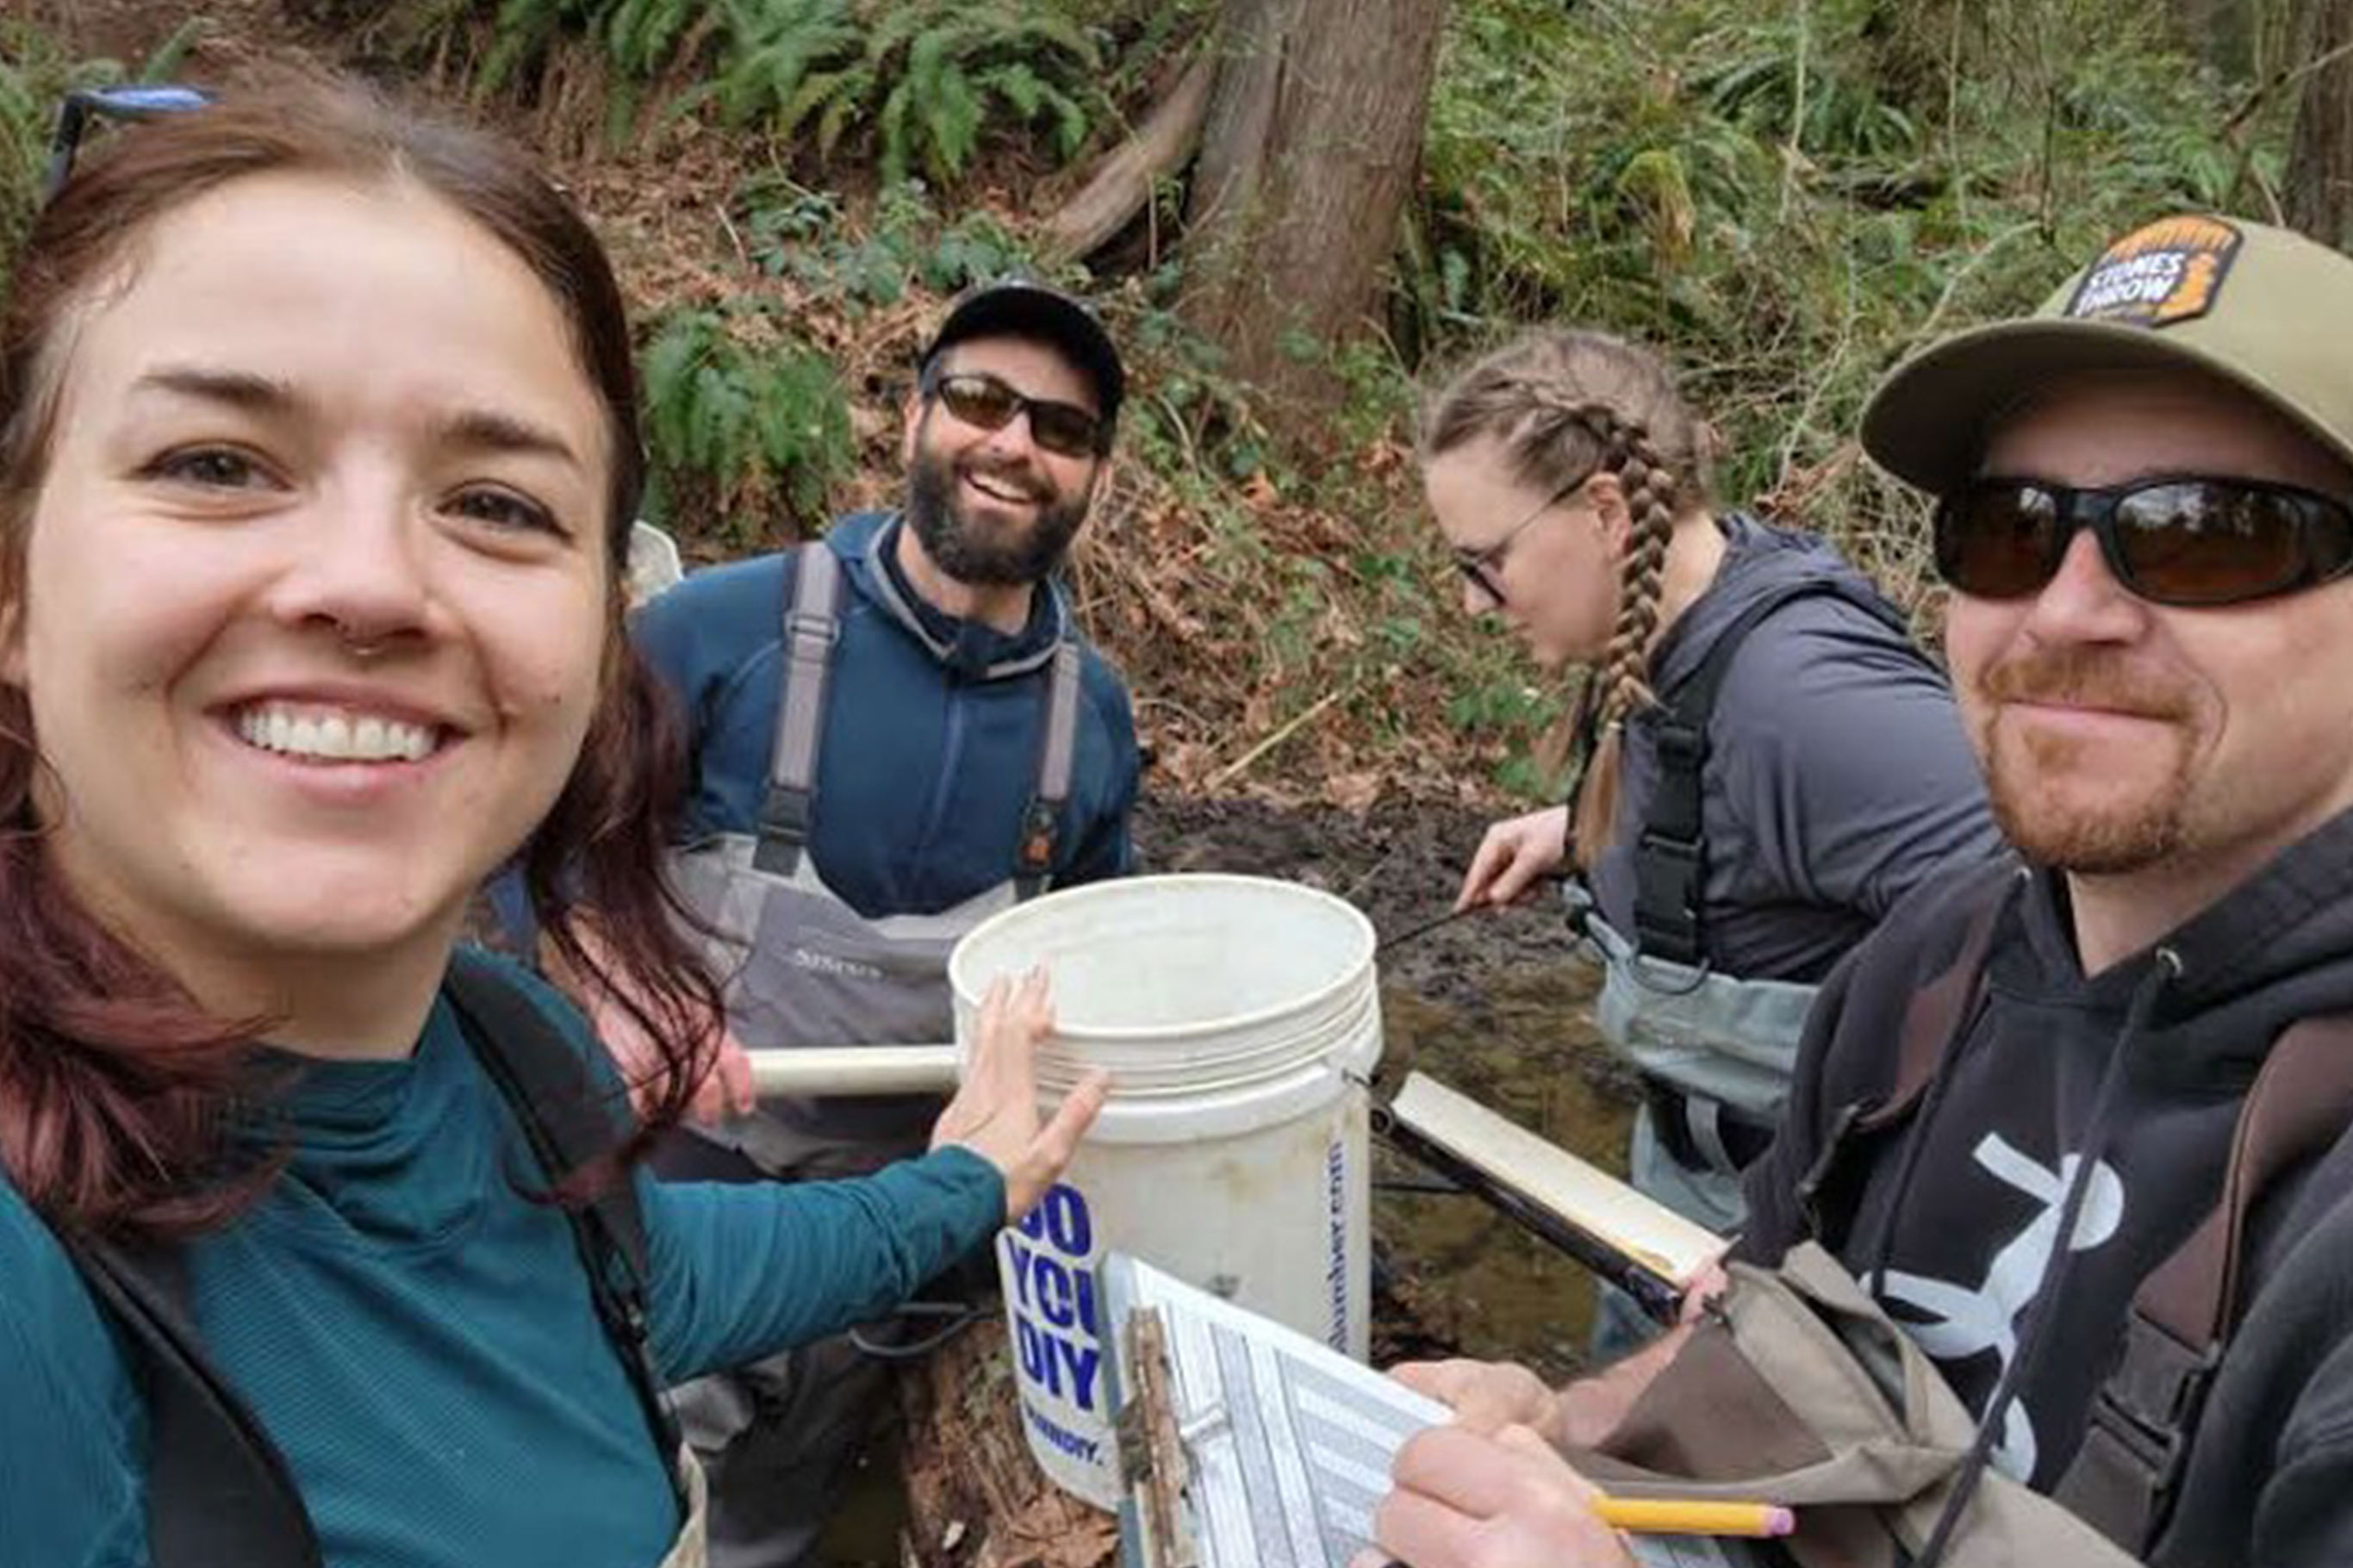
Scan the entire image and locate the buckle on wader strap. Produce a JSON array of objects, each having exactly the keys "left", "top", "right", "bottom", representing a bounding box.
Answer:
[
  {"left": 2057, "top": 1315, "right": 2220, "bottom": 1550},
  {"left": 1013, "top": 799, "right": 1059, "bottom": 901},
  {"left": 754, "top": 551, "right": 842, "bottom": 875},
  {"left": 751, "top": 782, "right": 815, "bottom": 874},
  {"left": 1631, "top": 721, "right": 1708, "bottom": 968}
]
